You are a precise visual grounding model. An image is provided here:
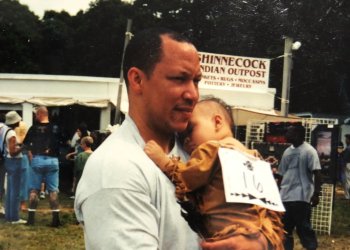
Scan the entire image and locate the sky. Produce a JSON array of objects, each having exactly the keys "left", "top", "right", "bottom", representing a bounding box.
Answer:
[{"left": 18, "top": 0, "right": 98, "bottom": 18}]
